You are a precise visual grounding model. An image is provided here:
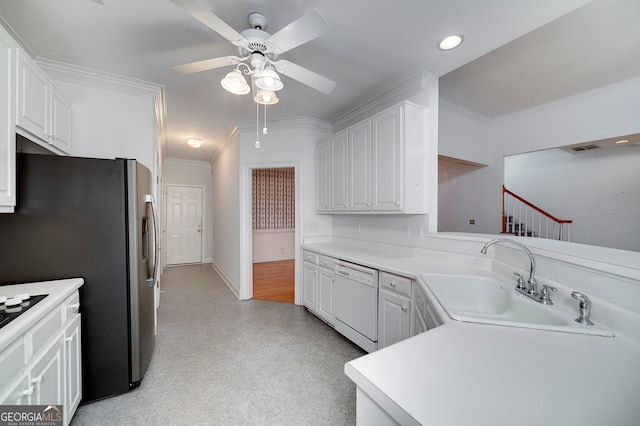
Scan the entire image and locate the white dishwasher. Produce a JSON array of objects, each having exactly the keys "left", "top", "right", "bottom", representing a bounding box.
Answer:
[{"left": 333, "top": 261, "right": 379, "bottom": 353}]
